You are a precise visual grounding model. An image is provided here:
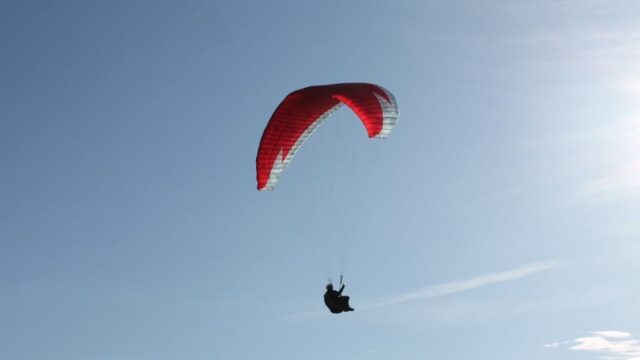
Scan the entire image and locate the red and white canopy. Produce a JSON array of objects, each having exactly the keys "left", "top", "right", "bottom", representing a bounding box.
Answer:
[{"left": 256, "top": 83, "right": 399, "bottom": 190}]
